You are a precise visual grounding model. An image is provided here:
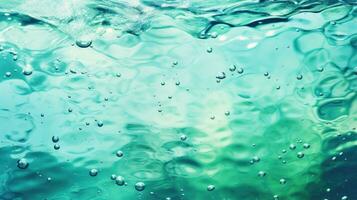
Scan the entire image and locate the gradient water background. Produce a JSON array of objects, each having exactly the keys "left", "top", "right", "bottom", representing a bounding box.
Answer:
[{"left": 0, "top": 0, "right": 356, "bottom": 199}]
